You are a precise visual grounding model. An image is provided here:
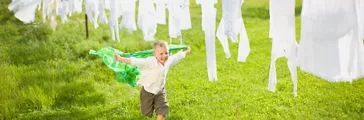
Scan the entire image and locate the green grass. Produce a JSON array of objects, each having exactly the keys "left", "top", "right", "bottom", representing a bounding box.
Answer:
[{"left": 1, "top": 0, "right": 364, "bottom": 119}]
